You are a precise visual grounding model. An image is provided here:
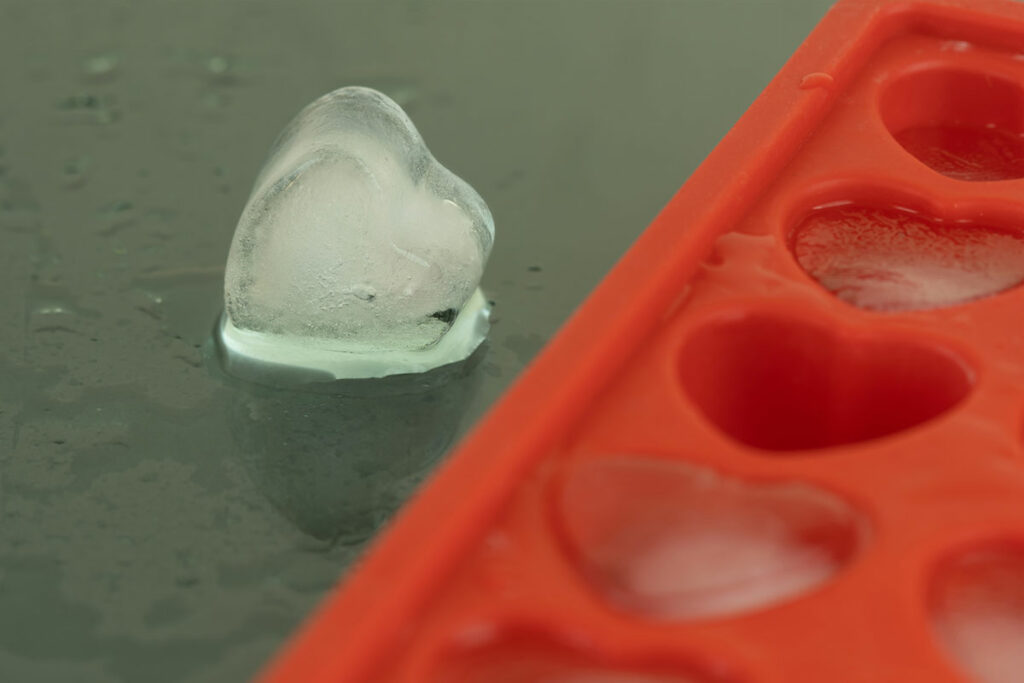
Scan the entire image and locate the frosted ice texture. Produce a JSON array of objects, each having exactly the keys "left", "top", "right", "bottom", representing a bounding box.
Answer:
[
  {"left": 932, "top": 547, "right": 1024, "bottom": 683},
  {"left": 560, "top": 457, "right": 860, "bottom": 621},
  {"left": 792, "top": 203, "right": 1024, "bottom": 312},
  {"left": 221, "top": 87, "right": 493, "bottom": 378}
]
